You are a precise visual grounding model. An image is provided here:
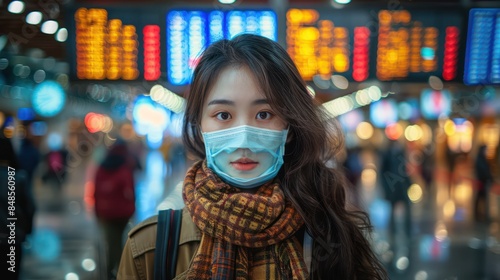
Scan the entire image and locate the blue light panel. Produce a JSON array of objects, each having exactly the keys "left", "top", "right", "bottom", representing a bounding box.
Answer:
[
  {"left": 370, "top": 99, "right": 398, "bottom": 128},
  {"left": 167, "top": 10, "right": 277, "bottom": 85},
  {"left": 420, "top": 89, "right": 451, "bottom": 120},
  {"left": 464, "top": 8, "right": 500, "bottom": 85}
]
